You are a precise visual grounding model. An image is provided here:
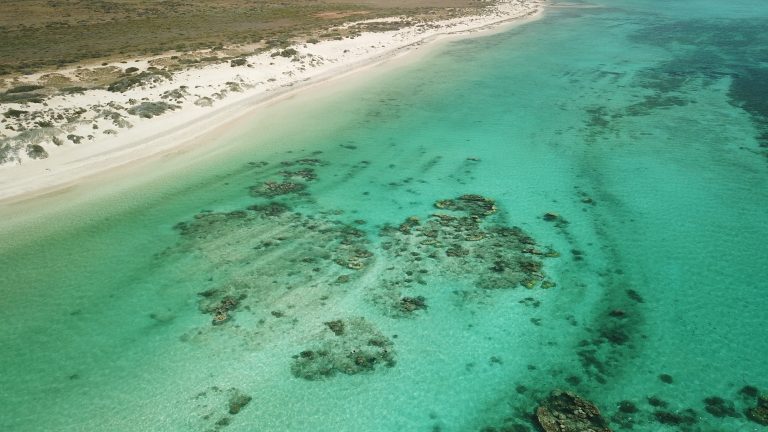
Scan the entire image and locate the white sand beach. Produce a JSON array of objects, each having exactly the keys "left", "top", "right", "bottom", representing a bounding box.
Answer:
[{"left": 0, "top": 0, "right": 544, "bottom": 203}]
